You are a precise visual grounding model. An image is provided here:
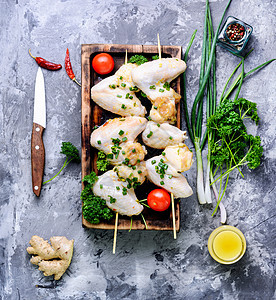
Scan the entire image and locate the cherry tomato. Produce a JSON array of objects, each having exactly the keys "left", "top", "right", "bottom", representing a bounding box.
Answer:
[
  {"left": 147, "top": 189, "right": 171, "bottom": 212},
  {"left": 92, "top": 53, "right": 114, "bottom": 75}
]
